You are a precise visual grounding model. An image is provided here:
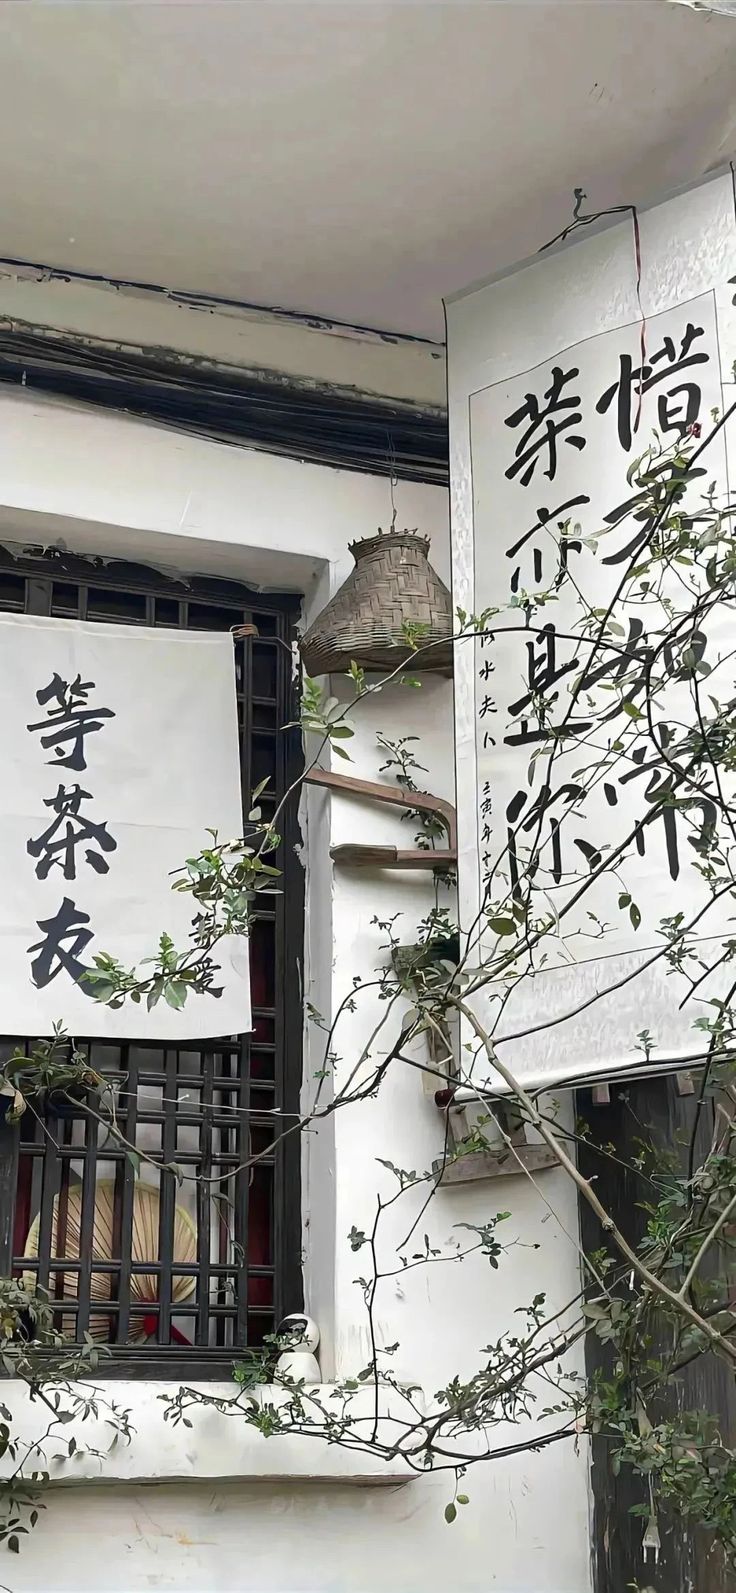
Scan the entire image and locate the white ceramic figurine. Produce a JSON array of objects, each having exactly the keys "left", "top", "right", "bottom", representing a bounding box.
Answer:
[{"left": 274, "top": 1313, "right": 321, "bottom": 1383}]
